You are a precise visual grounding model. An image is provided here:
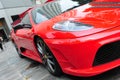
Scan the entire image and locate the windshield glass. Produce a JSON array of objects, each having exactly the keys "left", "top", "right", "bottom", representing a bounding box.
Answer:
[{"left": 32, "top": 0, "right": 92, "bottom": 24}]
